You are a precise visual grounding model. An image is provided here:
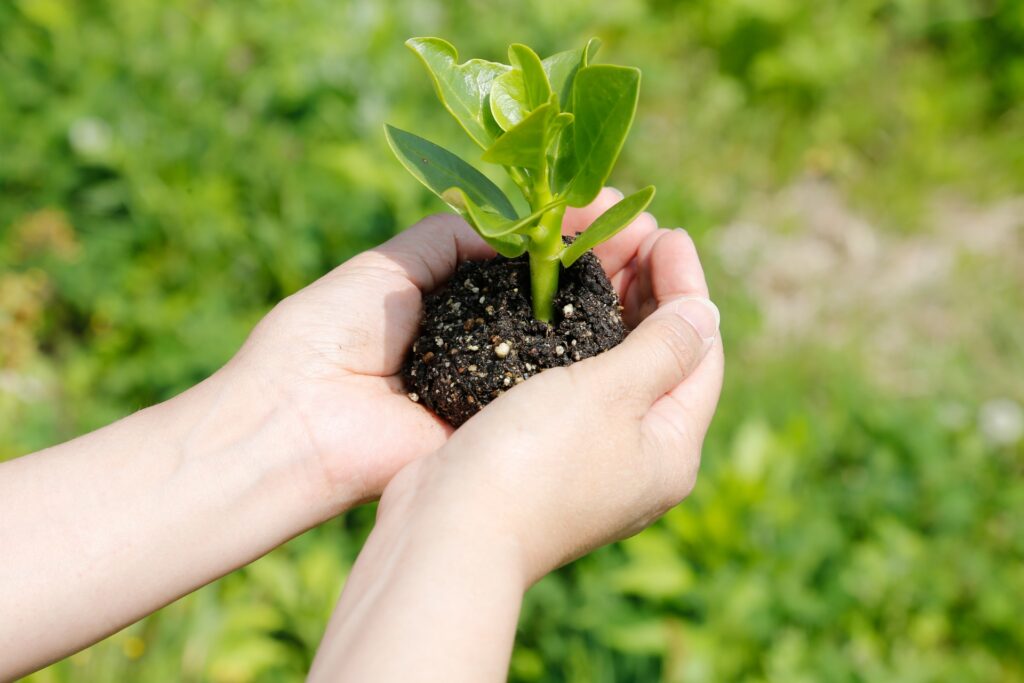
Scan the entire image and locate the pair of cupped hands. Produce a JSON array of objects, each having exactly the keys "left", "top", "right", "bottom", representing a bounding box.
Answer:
[
  {"left": 0, "top": 187, "right": 723, "bottom": 680},
  {"left": 235, "top": 187, "right": 723, "bottom": 584}
]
